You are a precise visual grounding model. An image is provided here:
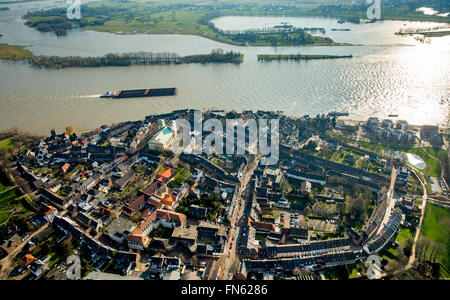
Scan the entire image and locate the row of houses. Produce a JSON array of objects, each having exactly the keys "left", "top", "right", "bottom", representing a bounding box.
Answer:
[{"left": 240, "top": 250, "right": 360, "bottom": 275}]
